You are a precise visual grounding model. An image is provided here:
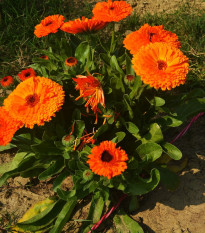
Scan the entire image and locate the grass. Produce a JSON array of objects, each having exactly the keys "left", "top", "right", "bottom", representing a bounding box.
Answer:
[{"left": 0, "top": 0, "right": 204, "bottom": 88}]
